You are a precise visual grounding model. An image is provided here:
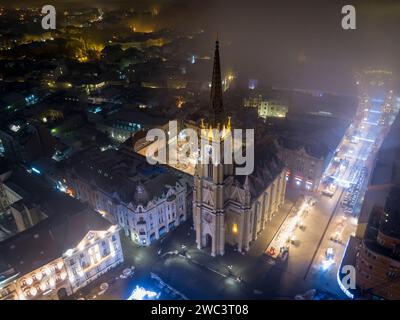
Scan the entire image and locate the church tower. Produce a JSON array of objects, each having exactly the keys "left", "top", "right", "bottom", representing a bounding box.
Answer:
[
  {"left": 193, "top": 41, "right": 287, "bottom": 257},
  {"left": 193, "top": 40, "right": 233, "bottom": 256}
]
